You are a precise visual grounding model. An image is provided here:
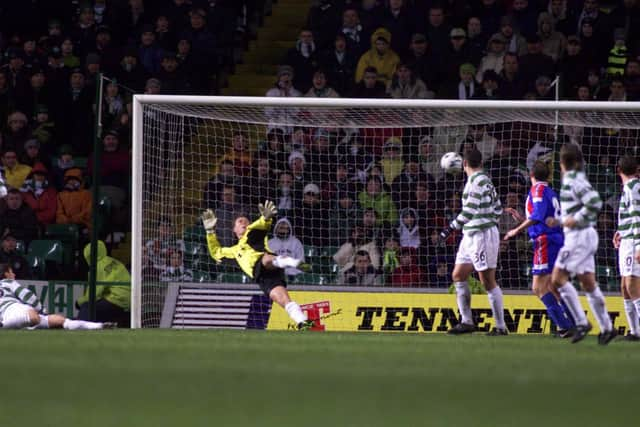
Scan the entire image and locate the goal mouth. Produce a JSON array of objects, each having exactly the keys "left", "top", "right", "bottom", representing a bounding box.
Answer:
[{"left": 132, "top": 96, "right": 639, "bottom": 328}]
